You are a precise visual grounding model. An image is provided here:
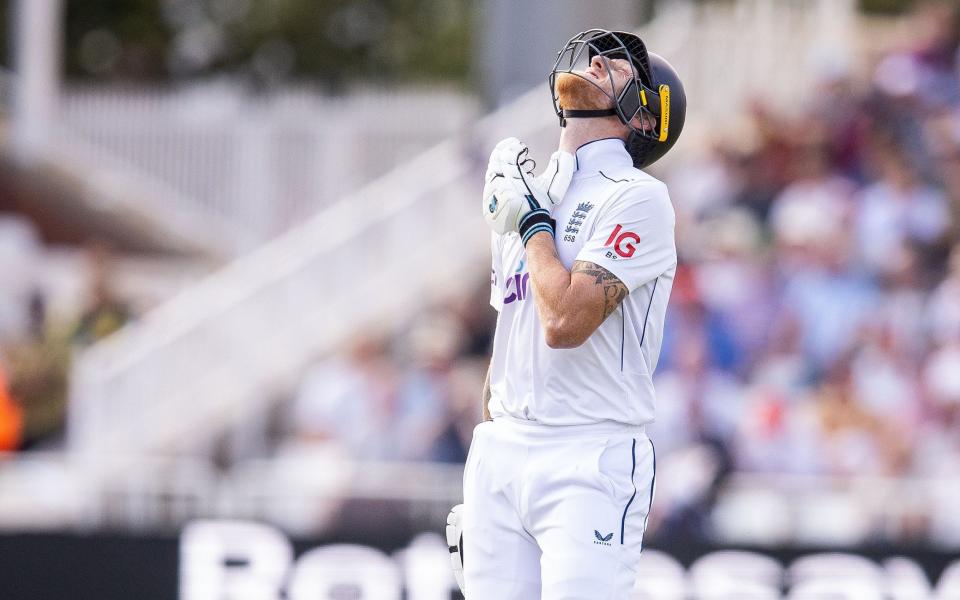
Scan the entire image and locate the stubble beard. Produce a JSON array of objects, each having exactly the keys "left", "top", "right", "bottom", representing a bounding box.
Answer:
[{"left": 554, "top": 72, "right": 615, "bottom": 112}]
